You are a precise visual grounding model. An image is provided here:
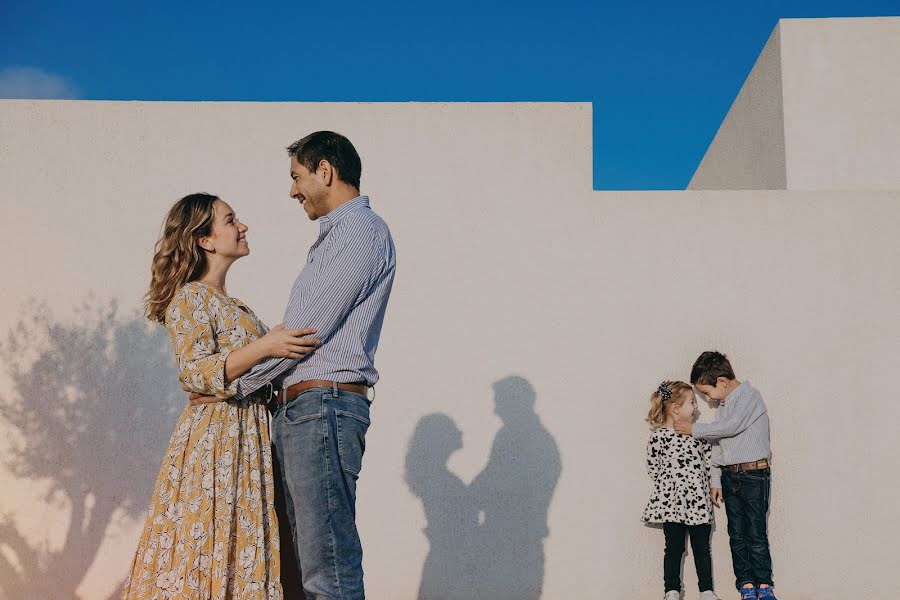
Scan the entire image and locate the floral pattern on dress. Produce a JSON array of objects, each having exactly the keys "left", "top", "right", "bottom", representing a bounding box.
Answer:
[{"left": 122, "top": 281, "right": 282, "bottom": 600}]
